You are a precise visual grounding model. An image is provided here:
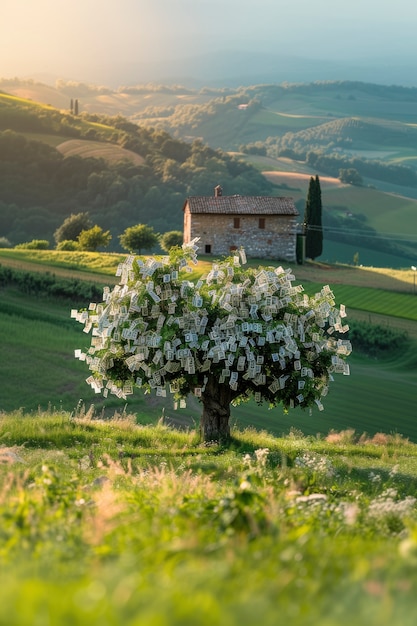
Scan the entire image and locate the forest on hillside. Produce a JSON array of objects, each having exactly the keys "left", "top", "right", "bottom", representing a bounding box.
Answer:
[
  {"left": 129, "top": 81, "right": 417, "bottom": 189},
  {"left": 0, "top": 97, "right": 274, "bottom": 248},
  {"left": 3, "top": 79, "right": 417, "bottom": 262}
]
